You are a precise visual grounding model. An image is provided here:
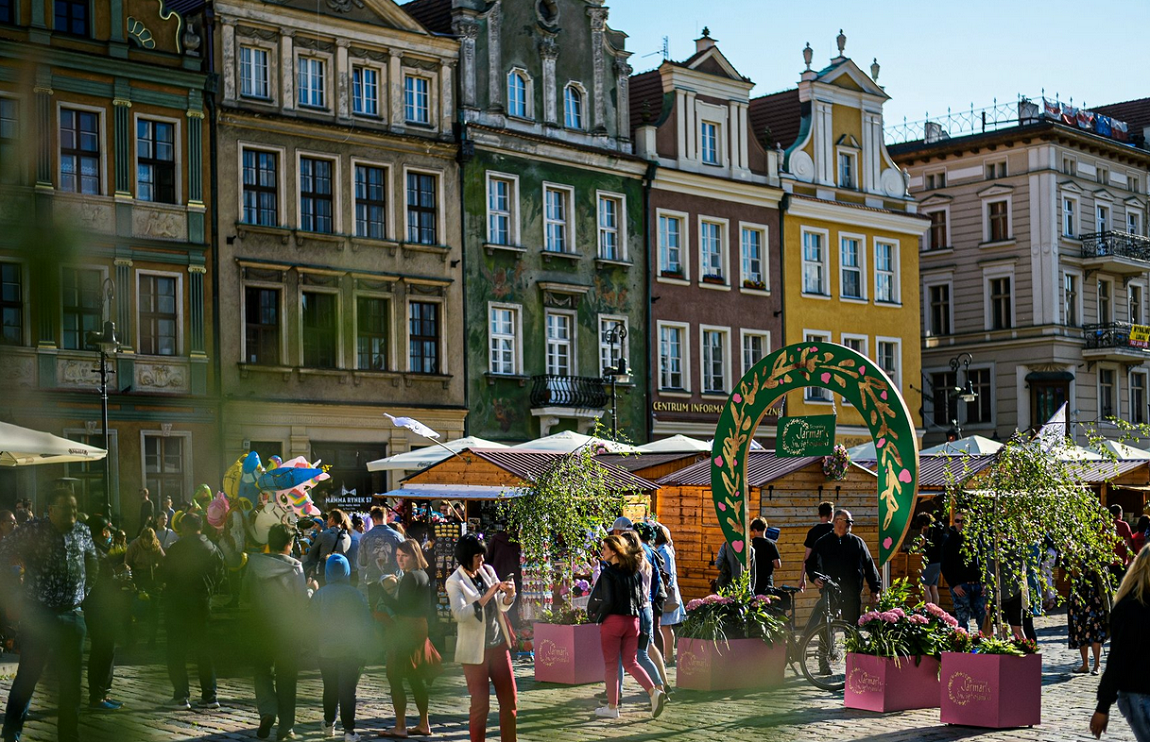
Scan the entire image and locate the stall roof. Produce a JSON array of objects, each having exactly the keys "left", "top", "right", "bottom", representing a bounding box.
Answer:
[
  {"left": 914, "top": 454, "right": 997, "bottom": 489},
  {"left": 655, "top": 450, "right": 875, "bottom": 488},
  {"left": 381, "top": 483, "right": 523, "bottom": 501},
  {"left": 595, "top": 451, "right": 706, "bottom": 472},
  {"left": 1065, "top": 458, "right": 1148, "bottom": 483},
  {"left": 408, "top": 448, "right": 659, "bottom": 492}
]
